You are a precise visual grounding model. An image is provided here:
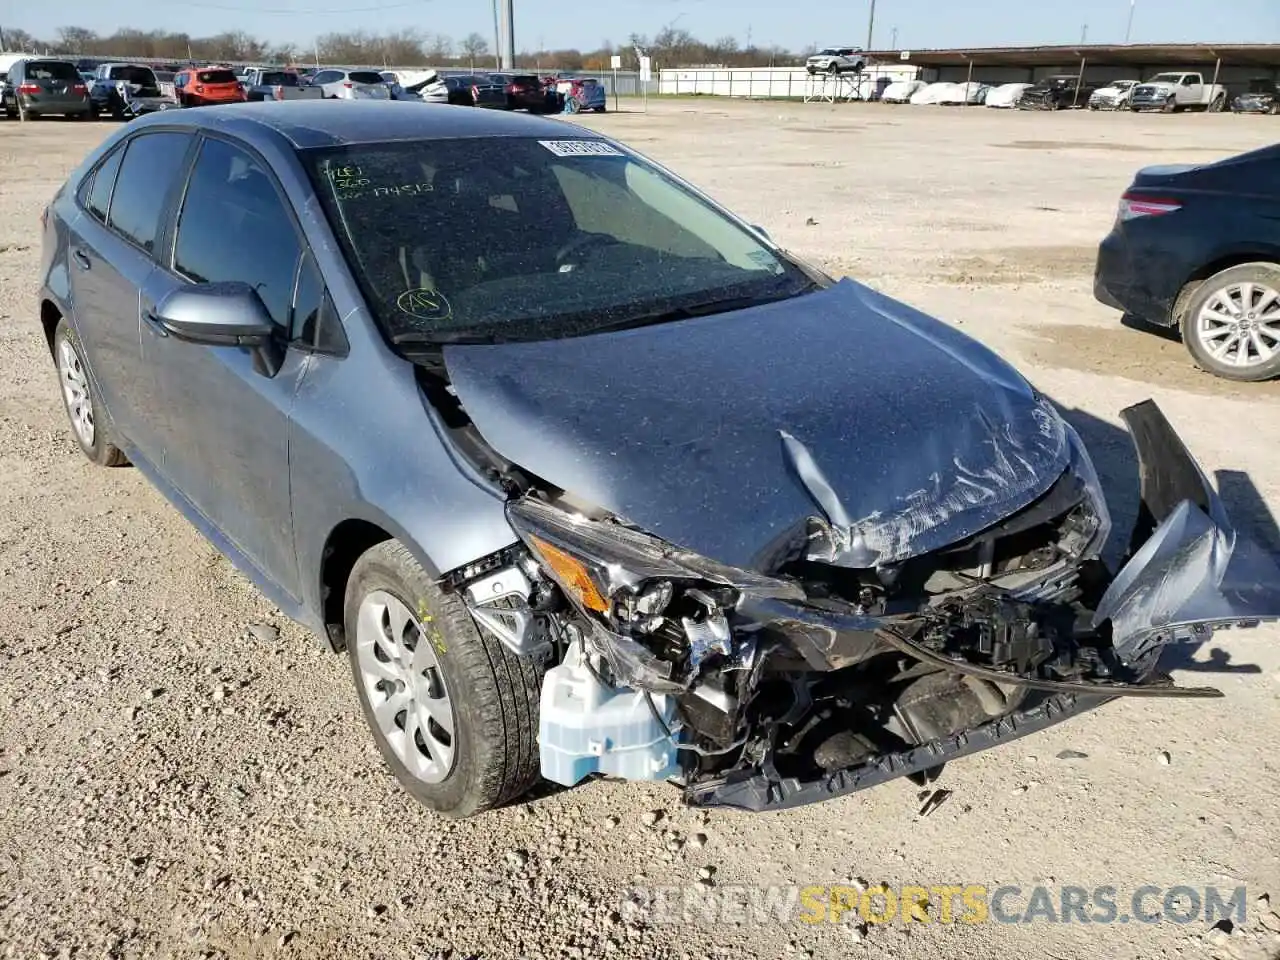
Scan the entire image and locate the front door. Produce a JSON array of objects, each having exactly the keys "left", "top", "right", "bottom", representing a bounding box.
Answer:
[{"left": 140, "top": 134, "right": 309, "bottom": 598}]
